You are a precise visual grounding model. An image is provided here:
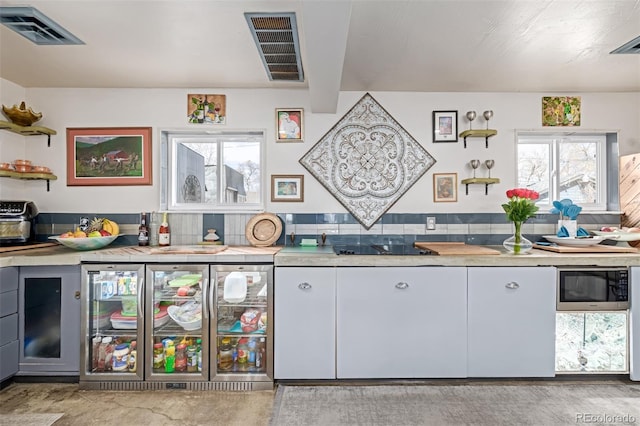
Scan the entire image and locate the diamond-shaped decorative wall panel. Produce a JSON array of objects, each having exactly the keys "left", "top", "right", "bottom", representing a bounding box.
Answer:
[{"left": 300, "top": 93, "right": 436, "bottom": 229}]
